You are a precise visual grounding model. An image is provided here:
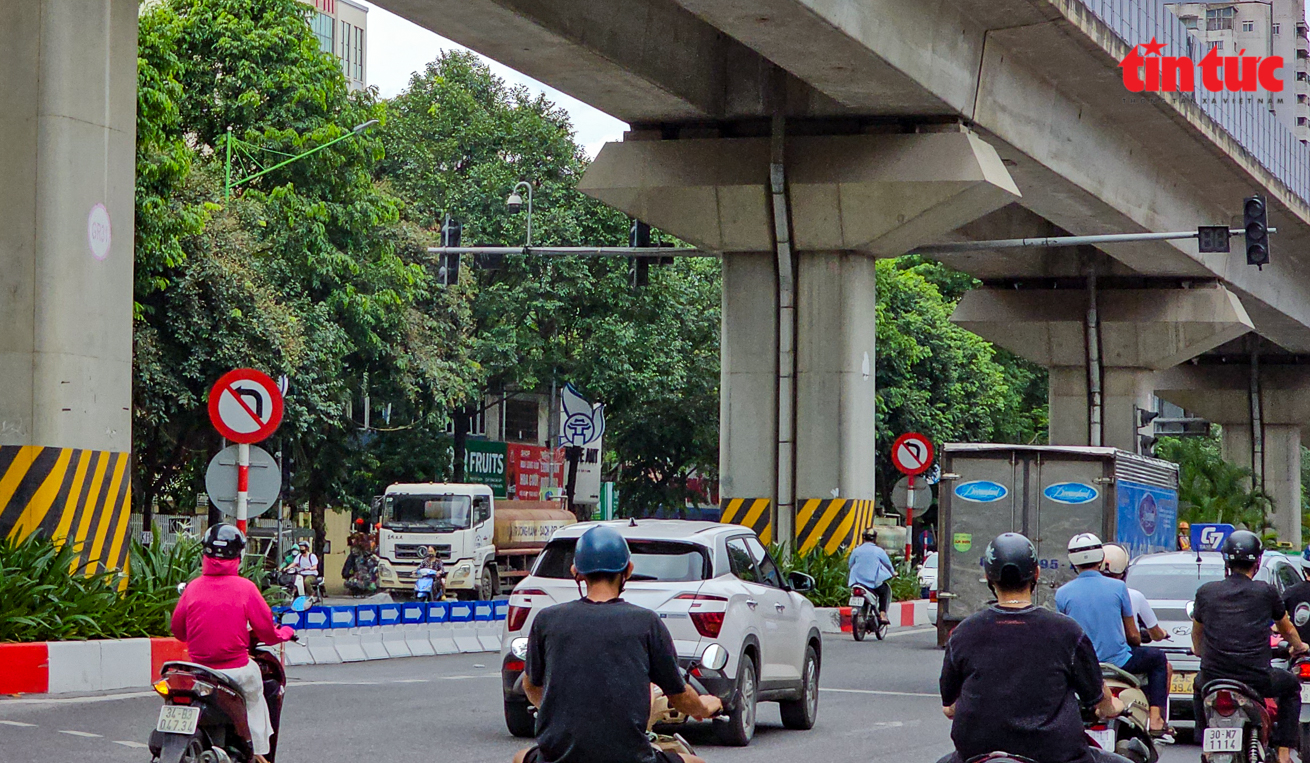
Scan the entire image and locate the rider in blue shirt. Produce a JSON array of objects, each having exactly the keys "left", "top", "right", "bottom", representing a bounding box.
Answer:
[{"left": 849, "top": 529, "right": 896, "bottom": 625}]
